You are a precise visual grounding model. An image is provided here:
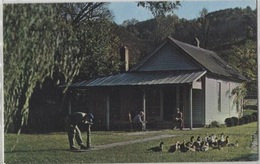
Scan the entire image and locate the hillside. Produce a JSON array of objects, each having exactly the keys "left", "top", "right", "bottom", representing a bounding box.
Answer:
[{"left": 116, "top": 6, "right": 257, "bottom": 66}]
